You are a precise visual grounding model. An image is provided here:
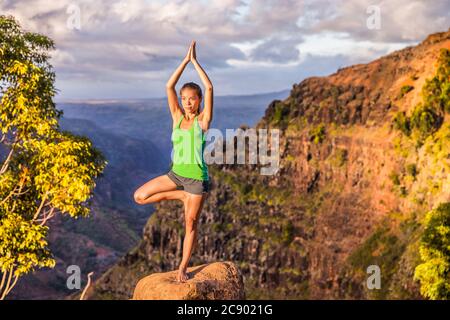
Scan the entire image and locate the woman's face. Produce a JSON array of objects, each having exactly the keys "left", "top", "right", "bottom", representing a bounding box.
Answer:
[{"left": 181, "top": 88, "right": 201, "bottom": 114}]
